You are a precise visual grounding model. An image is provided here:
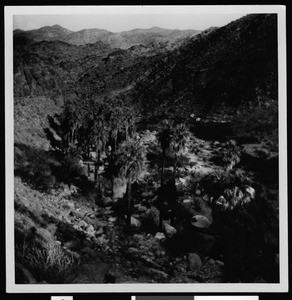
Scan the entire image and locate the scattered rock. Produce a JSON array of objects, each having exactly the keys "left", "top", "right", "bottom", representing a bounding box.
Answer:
[
  {"left": 202, "top": 194, "right": 210, "bottom": 202},
  {"left": 140, "top": 256, "right": 162, "bottom": 269},
  {"left": 74, "top": 210, "right": 84, "bottom": 219},
  {"left": 146, "top": 206, "right": 160, "bottom": 227},
  {"left": 96, "top": 234, "right": 109, "bottom": 245},
  {"left": 188, "top": 253, "right": 202, "bottom": 271},
  {"left": 195, "top": 189, "right": 202, "bottom": 195},
  {"left": 134, "top": 203, "right": 148, "bottom": 212},
  {"left": 133, "top": 234, "right": 144, "bottom": 241},
  {"left": 127, "top": 247, "right": 139, "bottom": 255},
  {"left": 131, "top": 217, "right": 141, "bottom": 228},
  {"left": 103, "top": 196, "right": 113, "bottom": 206},
  {"left": 191, "top": 215, "right": 212, "bottom": 228},
  {"left": 195, "top": 259, "right": 224, "bottom": 282},
  {"left": 93, "top": 226, "right": 103, "bottom": 235},
  {"left": 86, "top": 224, "right": 95, "bottom": 237},
  {"left": 108, "top": 217, "right": 117, "bottom": 223},
  {"left": 183, "top": 198, "right": 193, "bottom": 204},
  {"left": 93, "top": 220, "right": 108, "bottom": 228},
  {"left": 73, "top": 224, "right": 79, "bottom": 231},
  {"left": 77, "top": 220, "right": 88, "bottom": 229},
  {"left": 245, "top": 186, "right": 256, "bottom": 199},
  {"left": 163, "top": 222, "right": 177, "bottom": 237},
  {"left": 154, "top": 232, "right": 166, "bottom": 240},
  {"left": 143, "top": 268, "right": 169, "bottom": 280},
  {"left": 141, "top": 190, "right": 154, "bottom": 198}
]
